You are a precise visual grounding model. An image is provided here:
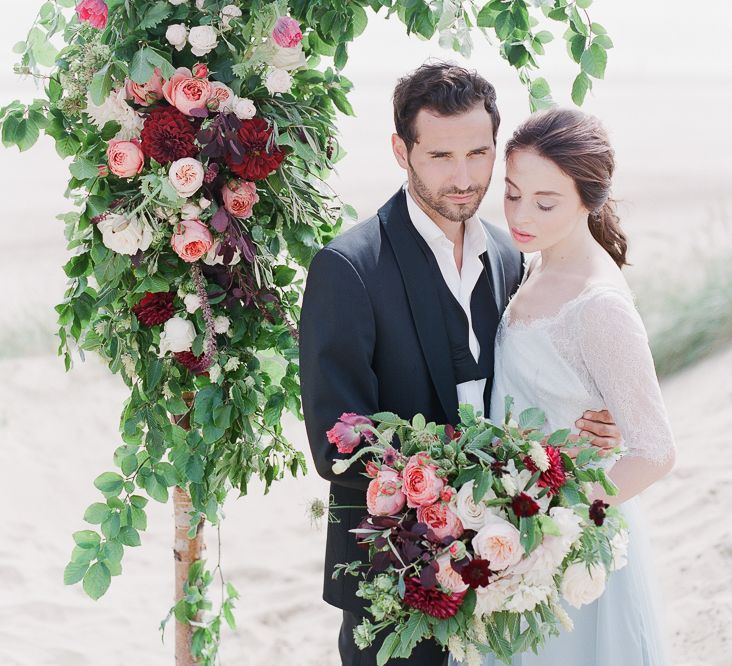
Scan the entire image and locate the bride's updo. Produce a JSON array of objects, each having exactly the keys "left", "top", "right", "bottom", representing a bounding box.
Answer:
[{"left": 505, "top": 108, "right": 628, "bottom": 268}]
